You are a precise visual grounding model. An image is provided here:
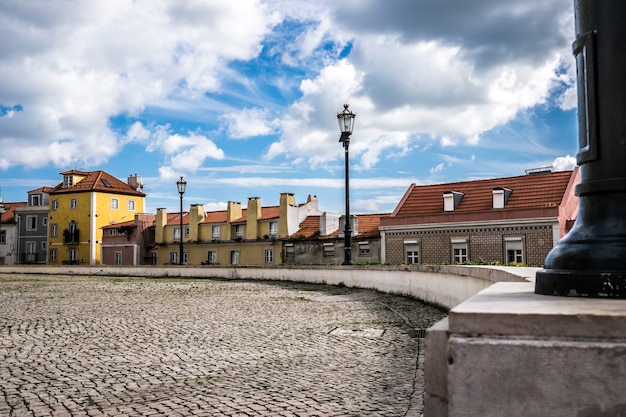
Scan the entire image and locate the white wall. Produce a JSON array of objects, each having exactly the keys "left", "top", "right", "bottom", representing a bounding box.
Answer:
[{"left": 0, "top": 264, "right": 535, "bottom": 308}]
